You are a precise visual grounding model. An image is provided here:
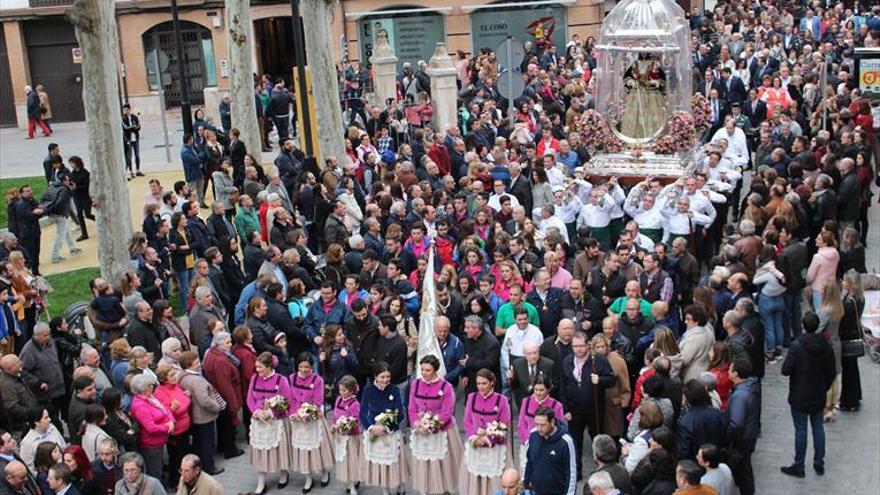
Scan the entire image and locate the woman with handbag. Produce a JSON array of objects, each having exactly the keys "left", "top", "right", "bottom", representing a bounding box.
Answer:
[{"left": 839, "top": 270, "right": 866, "bottom": 412}]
